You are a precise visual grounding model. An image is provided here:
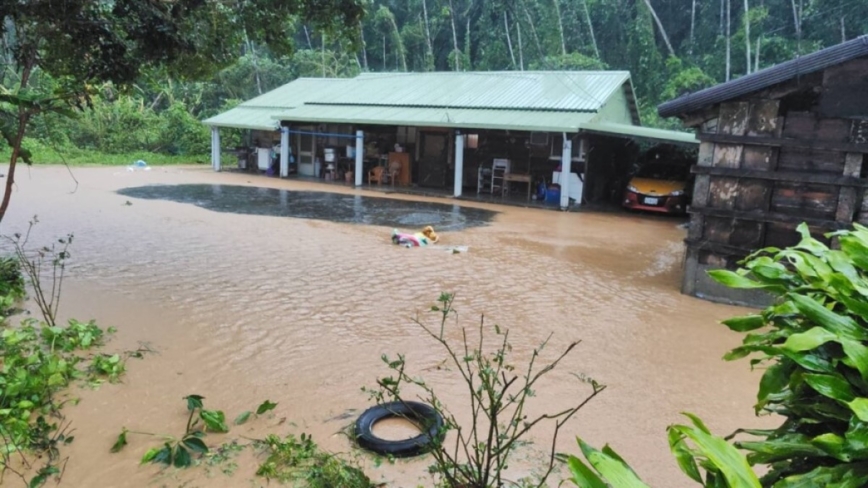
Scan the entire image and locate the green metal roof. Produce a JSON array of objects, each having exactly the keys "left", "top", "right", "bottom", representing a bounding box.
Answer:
[
  {"left": 203, "top": 78, "right": 353, "bottom": 130},
  {"left": 307, "top": 71, "right": 630, "bottom": 111},
  {"left": 272, "top": 105, "right": 596, "bottom": 132},
  {"left": 580, "top": 122, "right": 698, "bottom": 145},
  {"left": 204, "top": 72, "right": 695, "bottom": 145}
]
